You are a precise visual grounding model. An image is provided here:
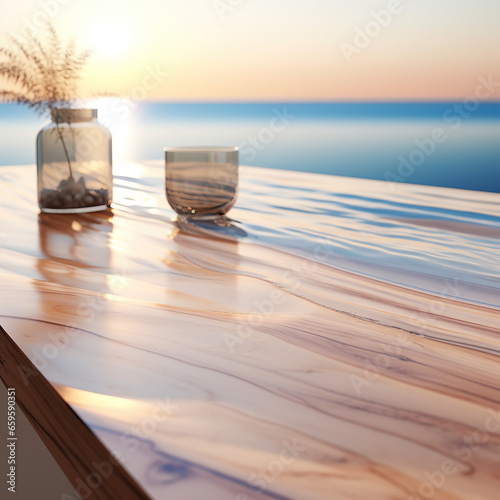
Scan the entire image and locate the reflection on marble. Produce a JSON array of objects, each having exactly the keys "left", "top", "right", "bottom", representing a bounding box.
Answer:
[{"left": 1, "top": 162, "right": 500, "bottom": 500}]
